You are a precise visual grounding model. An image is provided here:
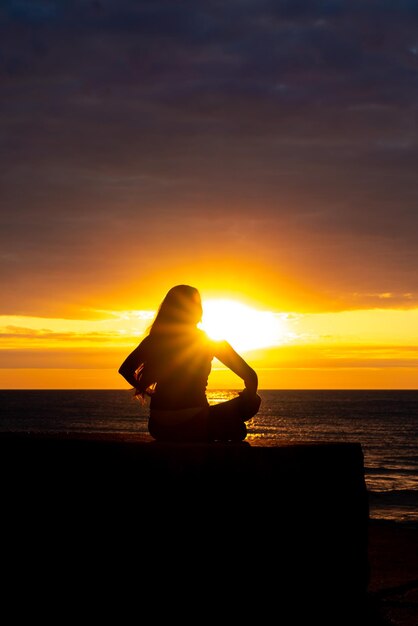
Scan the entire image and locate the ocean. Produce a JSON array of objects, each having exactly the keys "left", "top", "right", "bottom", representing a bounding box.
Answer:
[{"left": 1, "top": 389, "right": 417, "bottom": 525}]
